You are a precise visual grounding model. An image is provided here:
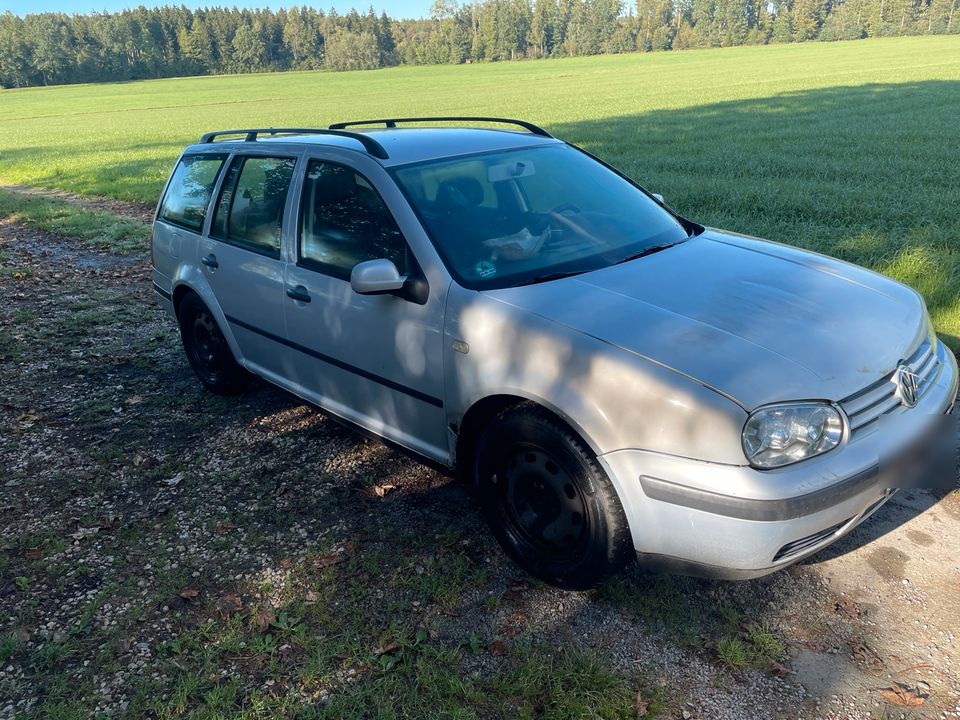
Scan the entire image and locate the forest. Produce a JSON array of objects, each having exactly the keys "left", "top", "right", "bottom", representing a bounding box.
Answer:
[{"left": 0, "top": 0, "right": 957, "bottom": 87}]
